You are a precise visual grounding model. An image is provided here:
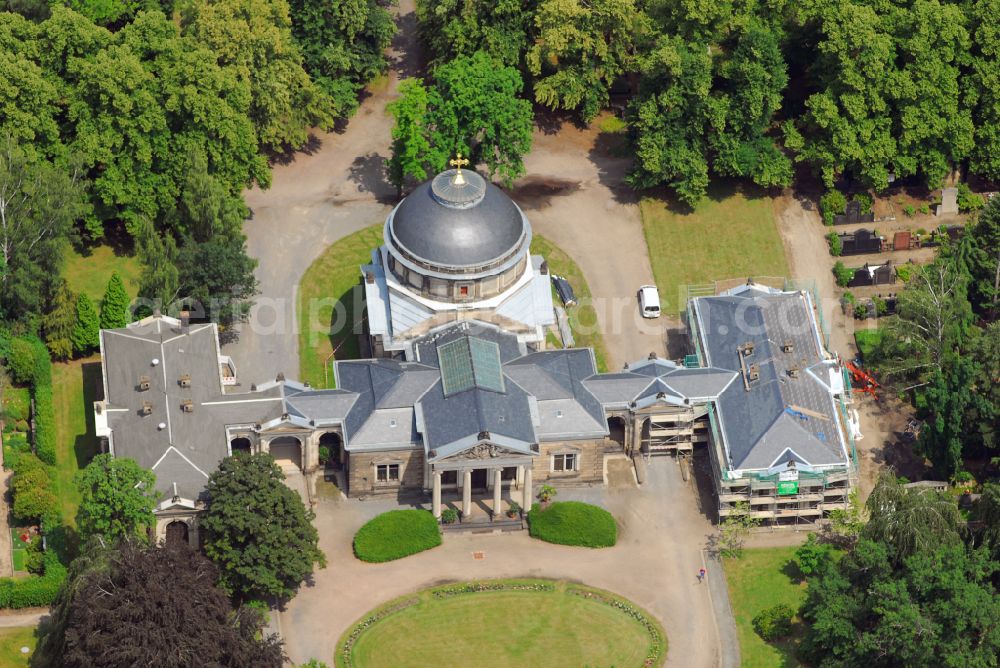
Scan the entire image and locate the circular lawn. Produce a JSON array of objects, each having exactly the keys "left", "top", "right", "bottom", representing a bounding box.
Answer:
[{"left": 337, "top": 580, "right": 665, "bottom": 668}]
